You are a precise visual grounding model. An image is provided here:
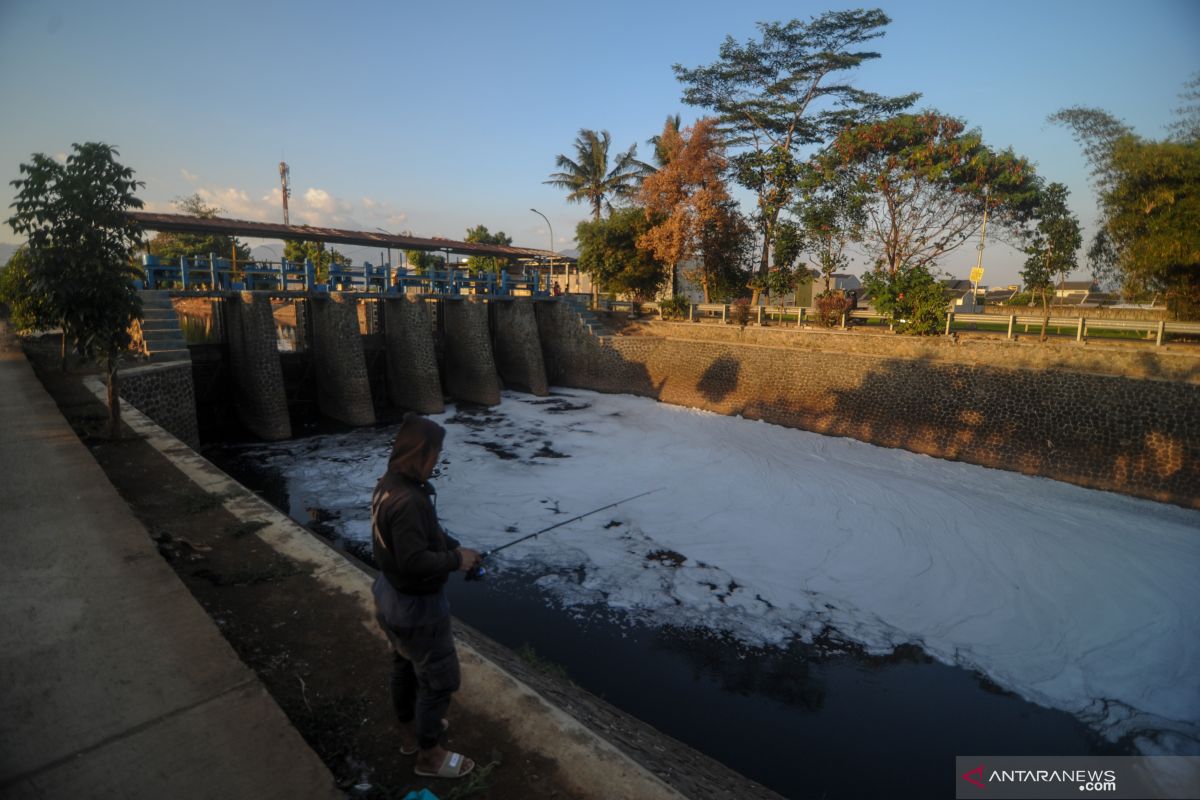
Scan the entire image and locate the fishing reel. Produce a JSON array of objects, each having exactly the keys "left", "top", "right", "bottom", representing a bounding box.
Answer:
[{"left": 464, "top": 551, "right": 490, "bottom": 582}]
